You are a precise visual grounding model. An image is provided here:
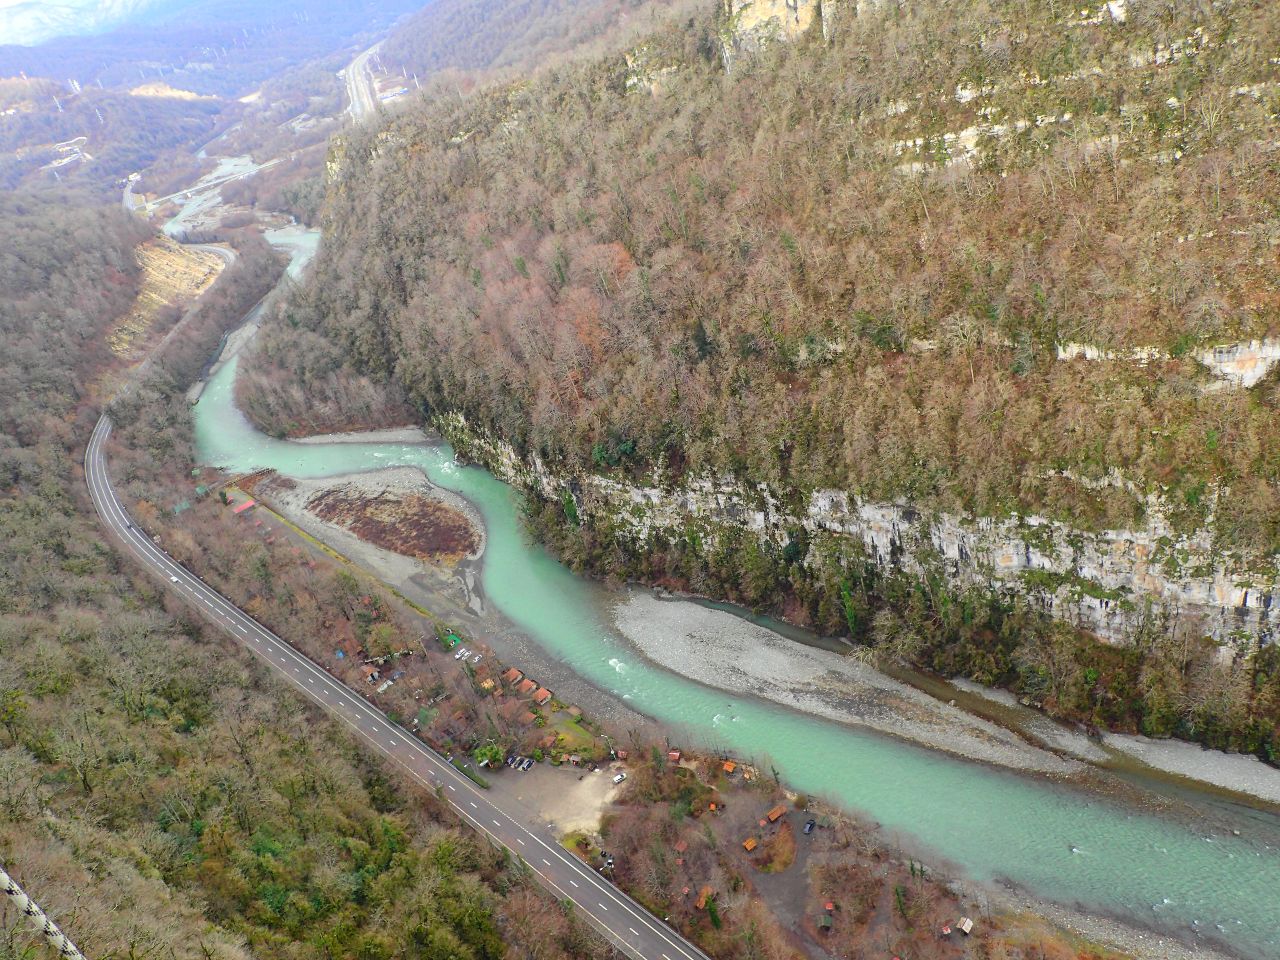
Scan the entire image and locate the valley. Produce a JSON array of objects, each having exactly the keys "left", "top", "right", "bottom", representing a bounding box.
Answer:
[{"left": 4, "top": 0, "right": 1280, "bottom": 958}]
